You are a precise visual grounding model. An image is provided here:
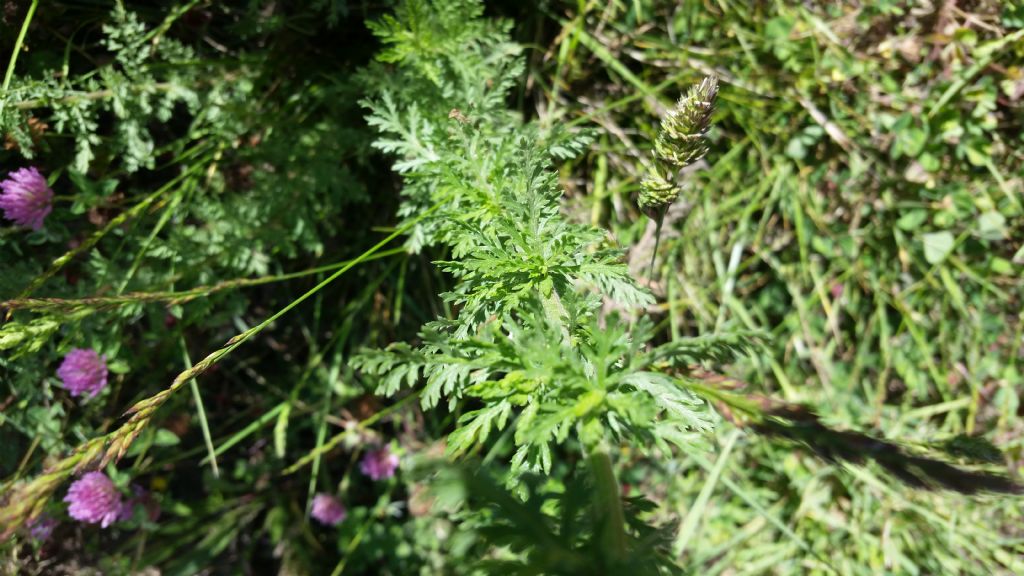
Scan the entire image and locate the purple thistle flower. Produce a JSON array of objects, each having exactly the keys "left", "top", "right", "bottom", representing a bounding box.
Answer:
[
  {"left": 360, "top": 445, "right": 400, "bottom": 481},
  {"left": 310, "top": 493, "right": 346, "bottom": 526},
  {"left": 0, "top": 167, "right": 53, "bottom": 230},
  {"left": 27, "top": 514, "right": 58, "bottom": 542},
  {"left": 64, "top": 472, "right": 124, "bottom": 528},
  {"left": 57, "top": 348, "right": 109, "bottom": 398}
]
